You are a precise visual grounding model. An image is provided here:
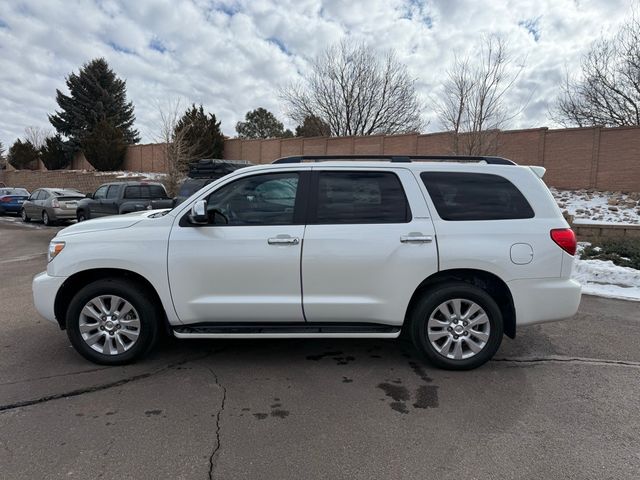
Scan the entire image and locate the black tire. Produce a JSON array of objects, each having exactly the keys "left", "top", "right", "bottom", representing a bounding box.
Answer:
[
  {"left": 410, "top": 282, "right": 503, "bottom": 370},
  {"left": 42, "top": 210, "right": 54, "bottom": 226},
  {"left": 66, "top": 278, "right": 160, "bottom": 365},
  {"left": 21, "top": 208, "right": 30, "bottom": 222},
  {"left": 77, "top": 210, "right": 87, "bottom": 222}
]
